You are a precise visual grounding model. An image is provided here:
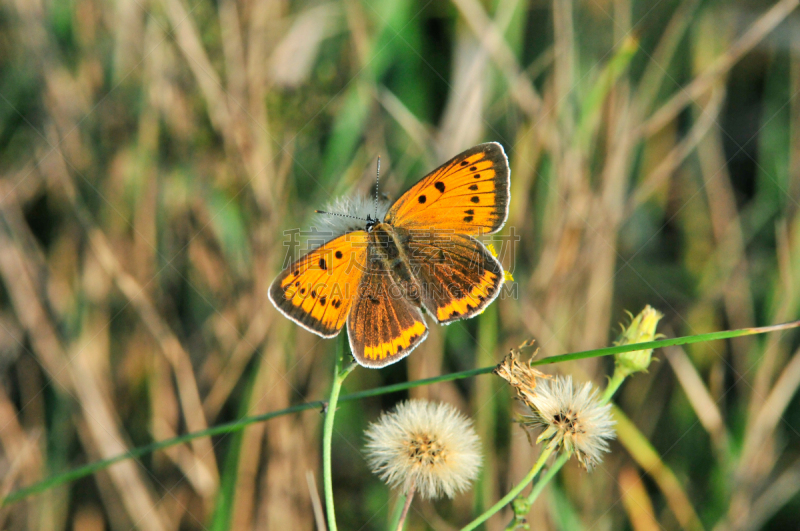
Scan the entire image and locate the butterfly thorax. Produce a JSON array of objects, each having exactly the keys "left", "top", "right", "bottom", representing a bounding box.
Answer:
[{"left": 367, "top": 223, "right": 421, "bottom": 305}]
